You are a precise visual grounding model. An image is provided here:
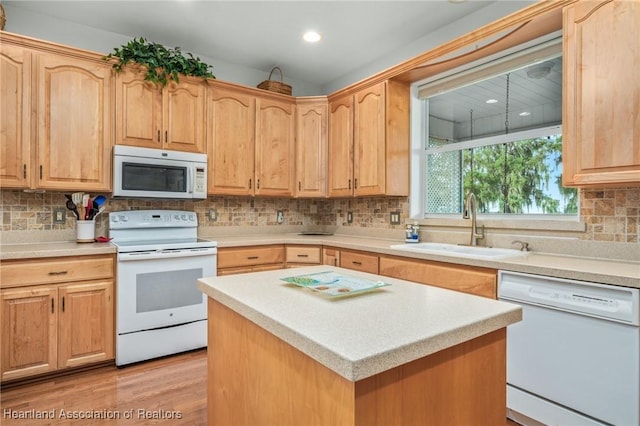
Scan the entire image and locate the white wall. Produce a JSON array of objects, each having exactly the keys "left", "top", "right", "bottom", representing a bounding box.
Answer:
[{"left": 3, "top": 4, "right": 323, "bottom": 96}]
